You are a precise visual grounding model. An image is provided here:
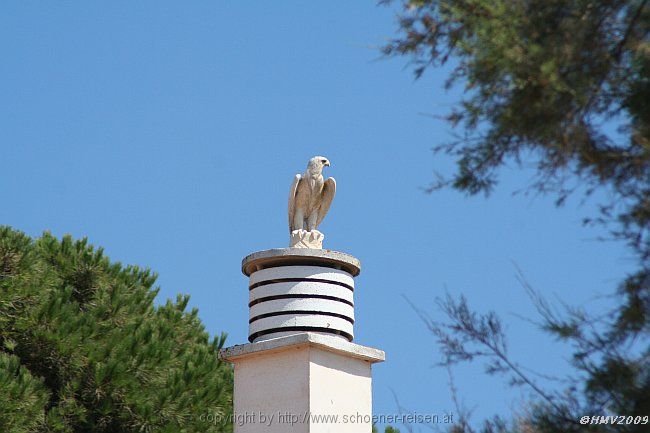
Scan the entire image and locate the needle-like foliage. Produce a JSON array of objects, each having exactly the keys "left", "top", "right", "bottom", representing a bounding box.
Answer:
[
  {"left": 0, "top": 227, "right": 232, "bottom": 433},
  {"left": 385, "top": 1, "right": 649, "bottom": 432}
]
